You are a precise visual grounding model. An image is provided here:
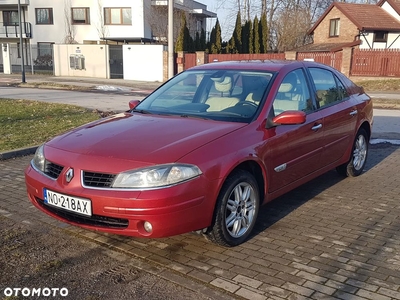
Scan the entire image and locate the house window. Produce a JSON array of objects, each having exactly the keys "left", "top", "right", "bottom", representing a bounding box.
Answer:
[
  {"left": 3, "top": 11, "right": 19, "bottom": 25},
  {"left": 329, "top": 18, "right": 340, "bottom": 37},
  {"left": 374, "top": 31, "right": 388, "bottom": 42},
  {"left": 104, "top": 8, "right": 132, "bottom": 25},
  {"left": 72, "top": 8, "right": 90, "bottom": 24},
  {"left": 36, "top": 8, "right": 53, "bottom": 24},
  {"left": 37, "top": 42, "right": 54, "bottom": 56}
]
